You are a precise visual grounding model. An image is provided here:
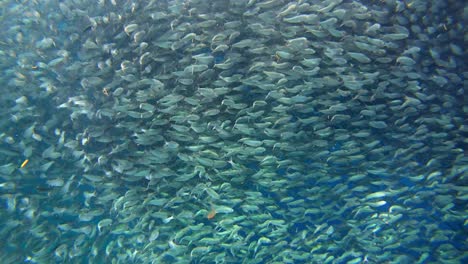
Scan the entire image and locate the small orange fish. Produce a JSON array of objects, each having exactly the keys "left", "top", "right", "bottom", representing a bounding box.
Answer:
[
  {"left": 20, "top": 159, "right": 29, "bottom": 168},
  {"left": 207, "top": 204, "right": 216, "bottom": 220}
]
